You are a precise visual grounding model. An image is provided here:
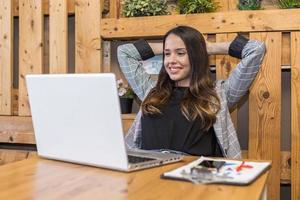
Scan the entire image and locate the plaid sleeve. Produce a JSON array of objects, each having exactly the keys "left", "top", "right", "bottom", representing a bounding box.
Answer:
[
  {"left": 125, "top": 110, "right": 142, "bottom": 149},
  {"left": 224, "top": 40, "right": 266, "bottom": 108},
  {"left": 117, "top": 43, "right": 156, "bottom": 101}
]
